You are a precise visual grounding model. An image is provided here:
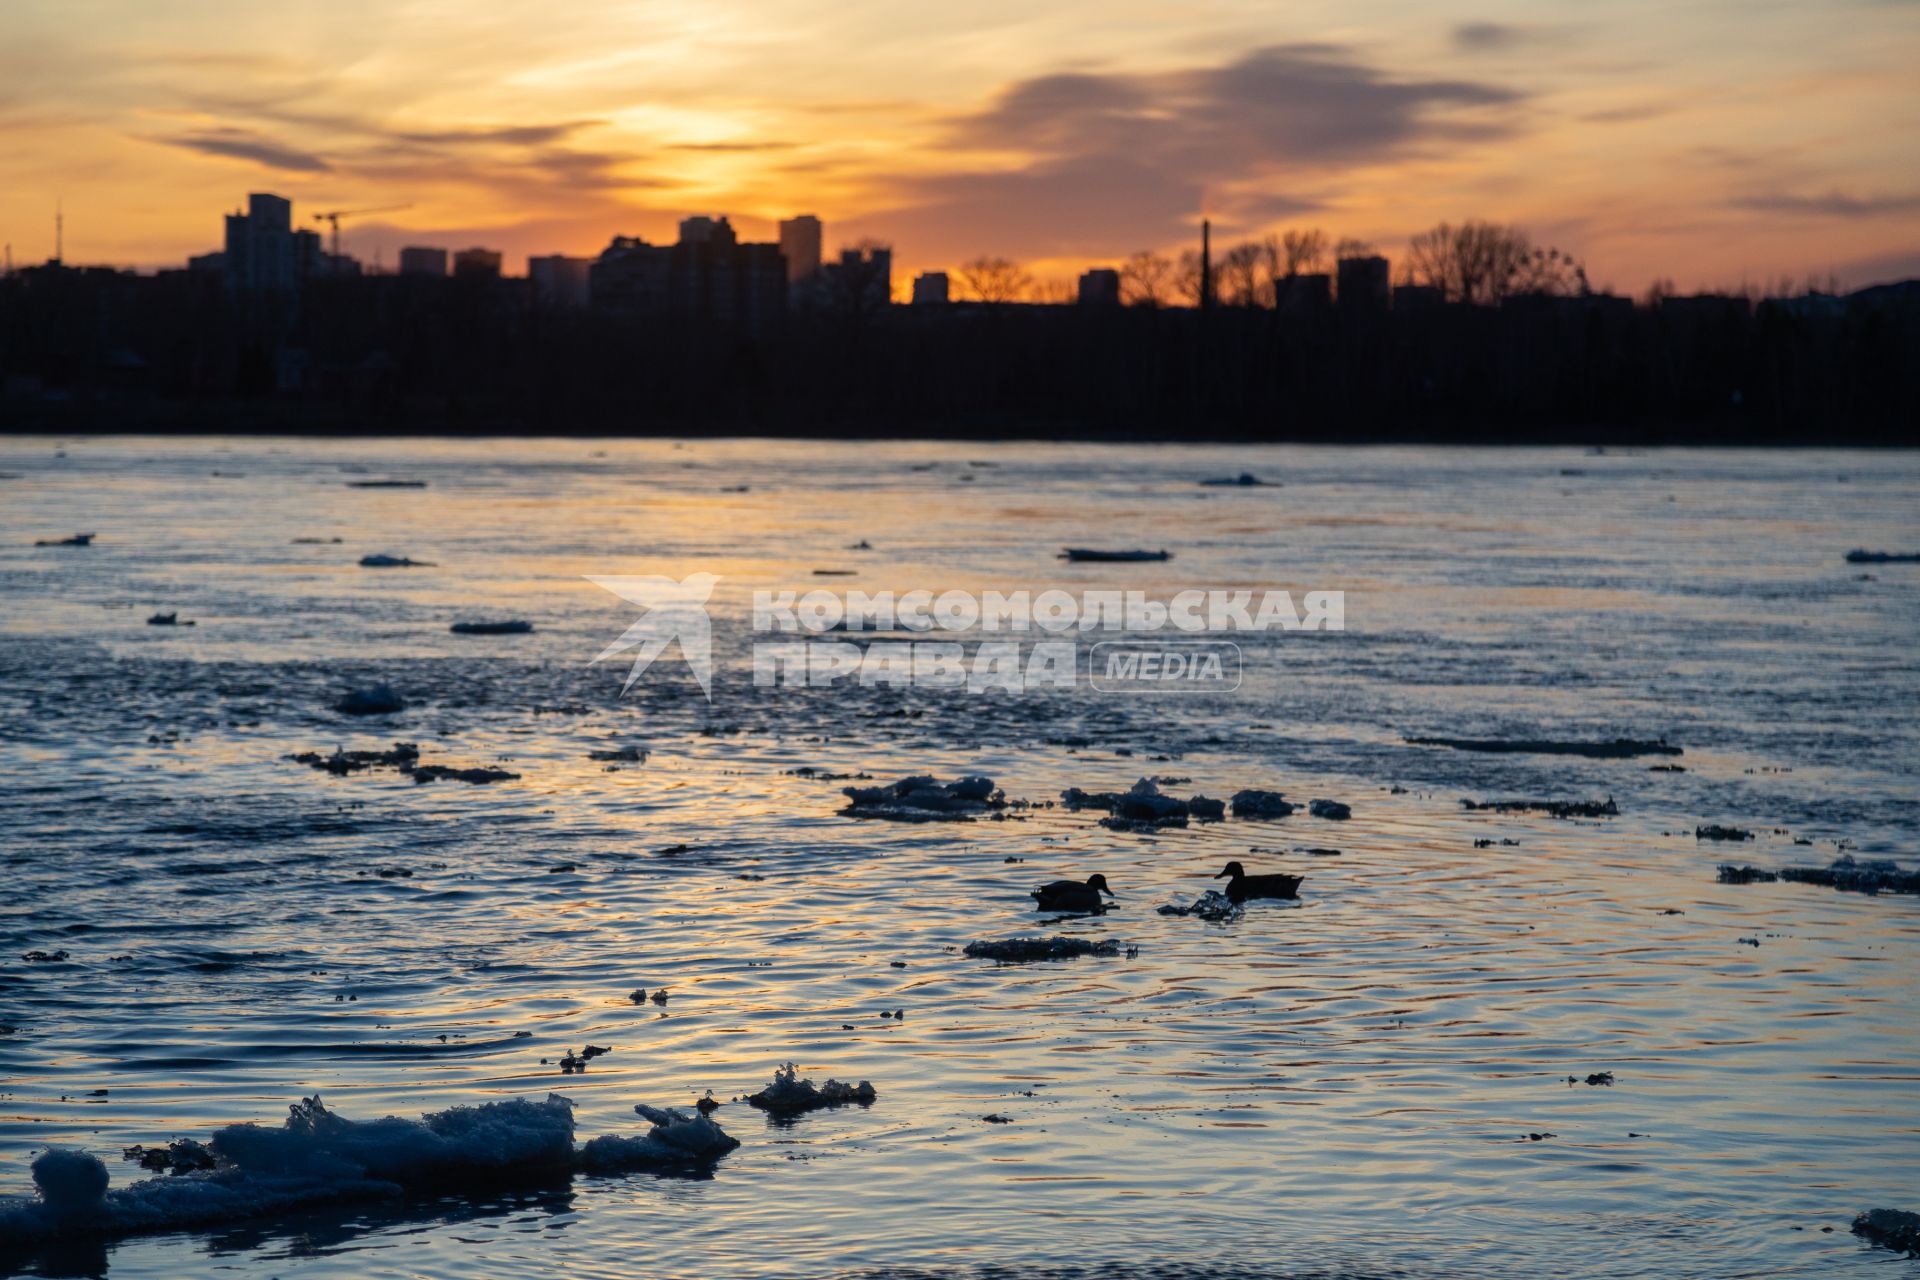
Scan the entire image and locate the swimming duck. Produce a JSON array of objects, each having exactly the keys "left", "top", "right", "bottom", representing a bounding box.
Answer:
[
  {"left": 1030, "top": 873, "right": 1116, "bottom": 913},
  {"left": 1213, "top": 861, "right": 1303, "bottom": 901}
]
